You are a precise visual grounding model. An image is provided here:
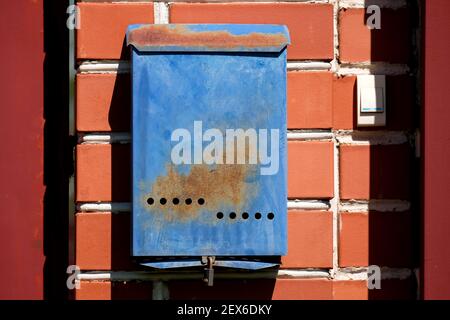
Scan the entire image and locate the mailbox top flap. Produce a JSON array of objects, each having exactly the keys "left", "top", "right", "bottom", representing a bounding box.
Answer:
[{"left": 126, "top": 24, "right": 290, "bottom": 53}]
